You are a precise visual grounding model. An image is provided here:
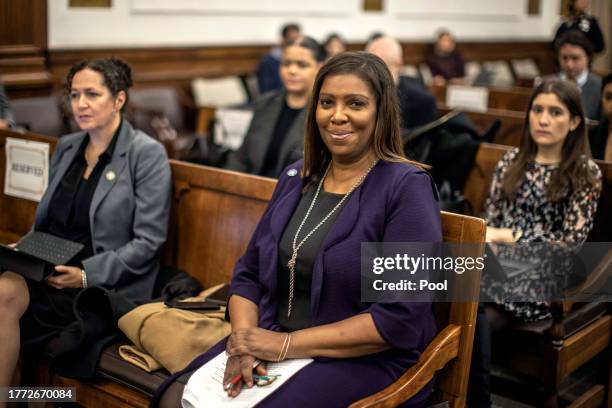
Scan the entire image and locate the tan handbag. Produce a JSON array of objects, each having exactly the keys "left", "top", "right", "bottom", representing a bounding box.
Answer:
[{"left": 118, "top": 298, "right": 230, "bottom": 374}]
